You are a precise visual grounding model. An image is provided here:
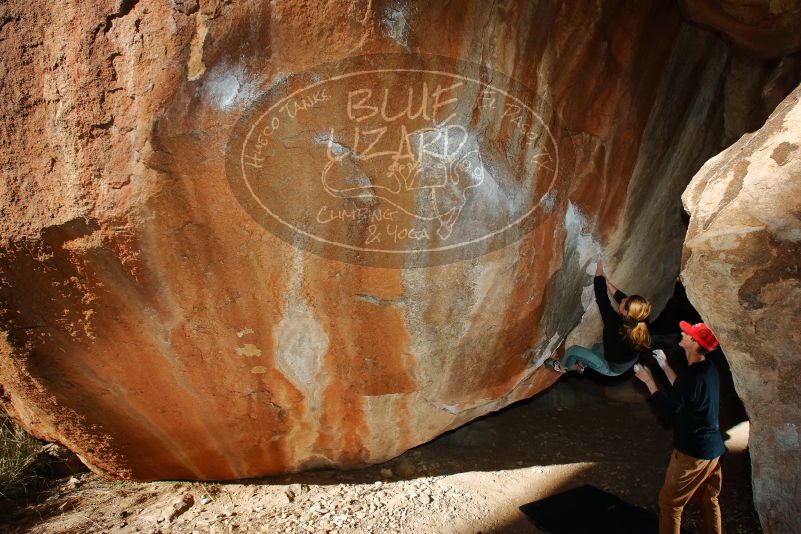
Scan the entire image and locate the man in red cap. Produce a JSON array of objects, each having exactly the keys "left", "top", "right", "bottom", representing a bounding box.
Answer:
[{"left": 633, "top": 321, "right": 725, "bottom": 534}]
